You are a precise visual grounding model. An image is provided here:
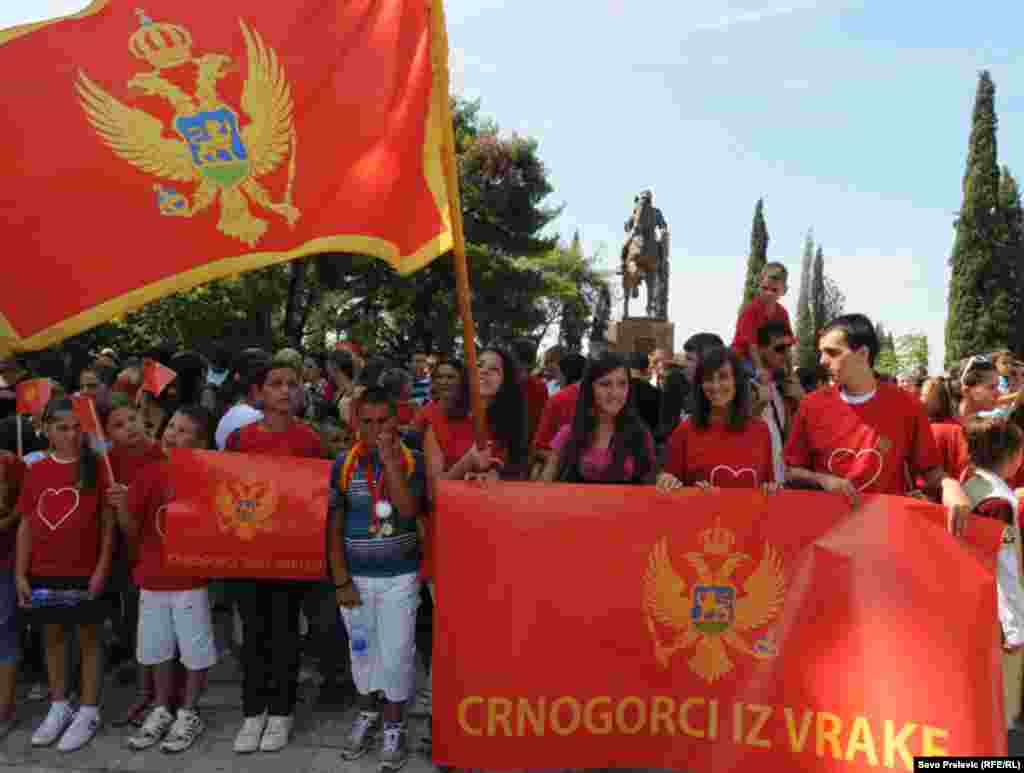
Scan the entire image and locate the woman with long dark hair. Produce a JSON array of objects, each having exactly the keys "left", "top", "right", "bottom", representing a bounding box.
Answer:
[
  {"left": 540, "top": 352, "right": 655, "bottom": 484},
  {"left": 658, "top": 347, "right": 776, "bottom": 492}
]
